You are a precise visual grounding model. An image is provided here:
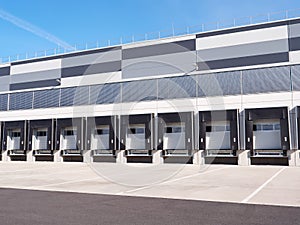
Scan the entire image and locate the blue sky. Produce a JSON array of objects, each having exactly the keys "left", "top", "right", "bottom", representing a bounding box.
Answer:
[{"left": 0, "top": 0, "right": 299, "bottom": 59}]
